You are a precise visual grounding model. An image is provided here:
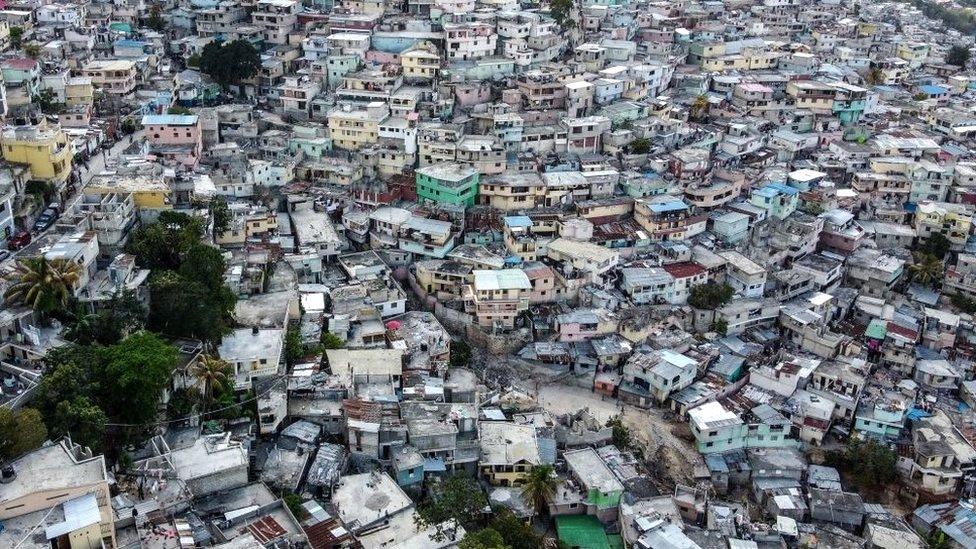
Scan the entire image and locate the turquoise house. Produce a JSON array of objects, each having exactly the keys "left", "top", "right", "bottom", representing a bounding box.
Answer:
[
  {"left": 749, "top": 182, "right": 799, "bottom": 220},
  {"left": 416, "top": 162, "right": 479, "bottom": 206}
]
